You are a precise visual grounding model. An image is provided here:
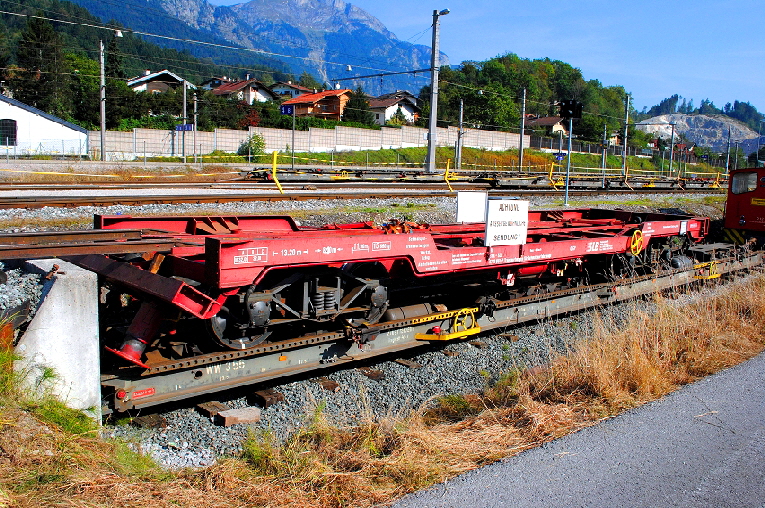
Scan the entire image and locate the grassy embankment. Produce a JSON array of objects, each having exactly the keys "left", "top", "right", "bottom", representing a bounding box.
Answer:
[
  {"left": 1, "top": 146, "right": 722, "bottom": 184},
  {"left": 2, "top": 270, "right": 765, "bottom": 506}
]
